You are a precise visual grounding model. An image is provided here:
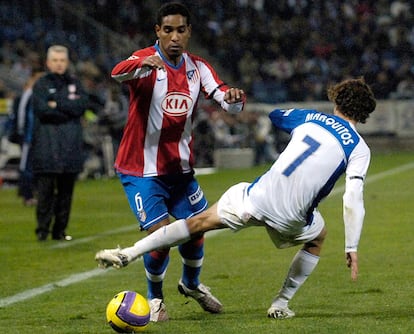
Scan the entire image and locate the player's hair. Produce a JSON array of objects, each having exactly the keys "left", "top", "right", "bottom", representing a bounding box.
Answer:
[
  {"left": 47, "top": 45, "right": 69, "bottom": 59},
  {"left": 327, "top": 78, "right": 376, "bottom": 124},
  {"left": 157, "top": 2, "right": 191, "bottom": 26}
]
